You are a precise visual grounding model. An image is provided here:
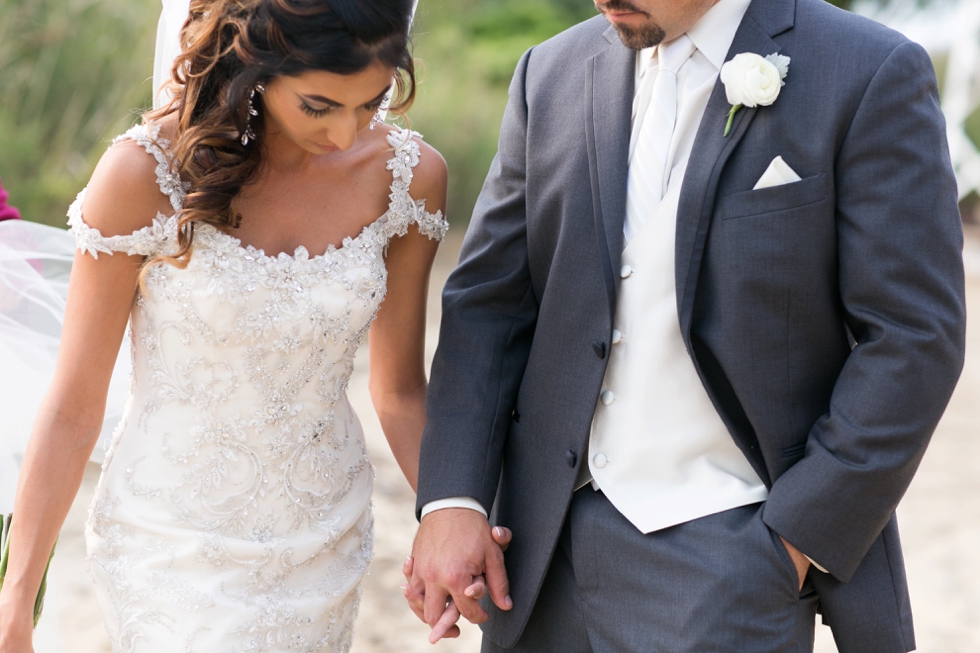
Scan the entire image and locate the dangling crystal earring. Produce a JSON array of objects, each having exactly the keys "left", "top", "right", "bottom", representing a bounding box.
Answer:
[
  {"left": 369, "top": 92, "right": 391, "bottom": 131},
  {"left": 241, "top": 84, "right": 265, "bottom": 146},
  {"left": 368, "top": 110, "right": 383, "bottom": 131}
]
